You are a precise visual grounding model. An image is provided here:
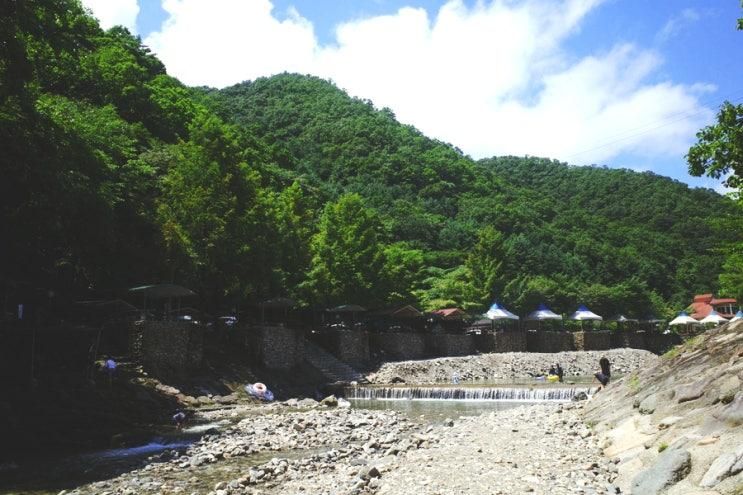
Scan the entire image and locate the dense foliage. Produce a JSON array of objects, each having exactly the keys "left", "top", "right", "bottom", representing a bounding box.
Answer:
[{"left": 1, "top": 1, "right": 739, "bottom": 319}]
